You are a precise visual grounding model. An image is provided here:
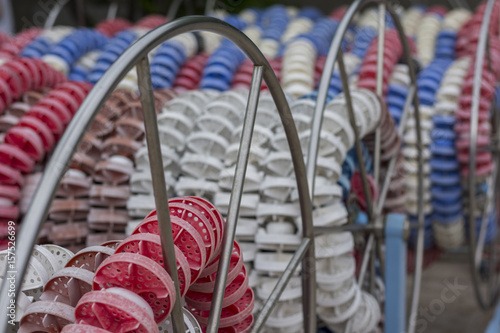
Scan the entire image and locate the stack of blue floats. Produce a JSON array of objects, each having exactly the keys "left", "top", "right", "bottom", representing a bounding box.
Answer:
[
  {"left": 20, "top": 28, "right": 108, "bottom": 81},
  {"left": 87, "top": 30, "right": 137, "bottom": 84},
  {"left": 260, "top": 5, "right": 289, "bottom": 45},
  {"left": 386, "top": 84, "right": 408, "bottom": 127},
  {"left": 430, "top": 27, "right": 478, "bottom": 249},
  {"left": 430, "top": 113, "right": 462, "bottom": 225},
  {"left": 20, "top": 35, "right": 53, "bottom": 58},
  {"left": 410, "top": 58, "right": 453, "bottom": 249},
  {"left": 150, "top": 40, "right": 188, "bottom": 89},
  {"left": 326, "top": 25, "right": 377, "bottom": 97},
  {"left": 200, "top": 15, "right": 247, "bottom": 91},
  {"left": 295, "top": 16, "right": 338, "bottom": 58}
]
